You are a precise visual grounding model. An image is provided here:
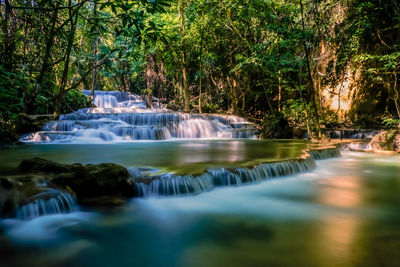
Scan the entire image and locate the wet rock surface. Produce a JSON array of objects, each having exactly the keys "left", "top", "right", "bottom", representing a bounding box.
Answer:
[
  {"left": 52, "top": 162, "right": 137, "bottom": 205},
  {"left": 17, "top": 158, "right": 138, "bottom": 206},
  {"left": 0, "top": 176, "right": 62, "bottom": 218},
  {"left": 0, "top": 158, "right": 139, "bottom": 218}
]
